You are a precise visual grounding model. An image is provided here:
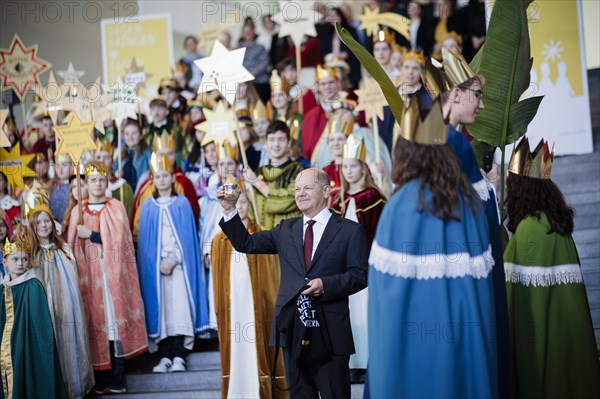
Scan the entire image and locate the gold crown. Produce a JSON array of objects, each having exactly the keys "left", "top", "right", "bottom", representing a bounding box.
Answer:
[
  {"left": 508, "top": 137, "right": 555, "bottom": 179},
  {"left": 152, "top": 133, "right": 175, "bottom": 152},
  {"left": 251, "top": 100, "right": 272, "bottom": 121},
  {"left": 23, "top": 181, "right": 51, "bottom": 219},
  {"left": 401, "top": 48, "right": 425, "bottom": 66},
  {"left": 150, "top": 152, "right": 172, "bottom": 174},
  {"left": 289, "top": 119, "right": 301, "bottom": 141},
  {"left": 439, "top": 31, "right": 463, "bottom": 46},
  {"left": 270, "top": 70, "right": 289, "bottom": 95},
  {"left": 342, "top": 134, "right": 366, "bottom": 161},
  {"left": 326, "top": 114, "right": 354, "bottom": 137},
  {"left": 3, "top": 237, "right": 29, "bottom": 257},
  {"left": 422, "top": 59, "right": 452, "bottom": 100},
  {"left": 440, "top": 47, "right": 479, "bottom": 88},
  {"left": 217, "top": 139, "right": 238, "bottom": 161},
  {"left": 374, "top": 28, "right": 395, "bottom": 45},
  {"left": 84, "top": 161, "right": 109, "bottom": 177},
  {"left": 316, "top": 64, "right": 338, "bottom": 81},
  {"left": 27, "top": 203, "right": 54, "bottom": 220},
  {"left": 158, "top": 78, "right": 180, "bottom": 93},
  {"left": 399, "top": 96, "right": 448, "bottom": 145},
  {"left": 95, "top": 137, "right": 114, "bottom": 156},
  {"left": 172, "top": 62, "right": 188, "bottom": 76},
  {"left": 391, "top": 41, "right": 403, "bottom": 53}
]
